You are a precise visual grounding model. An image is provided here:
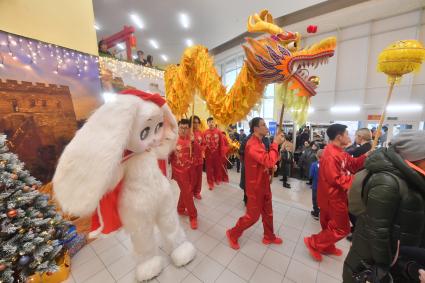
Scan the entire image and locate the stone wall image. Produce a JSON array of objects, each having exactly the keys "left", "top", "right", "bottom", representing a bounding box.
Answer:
[{"left": 0, "top": 79, "right": 77, "bottom": 182}]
